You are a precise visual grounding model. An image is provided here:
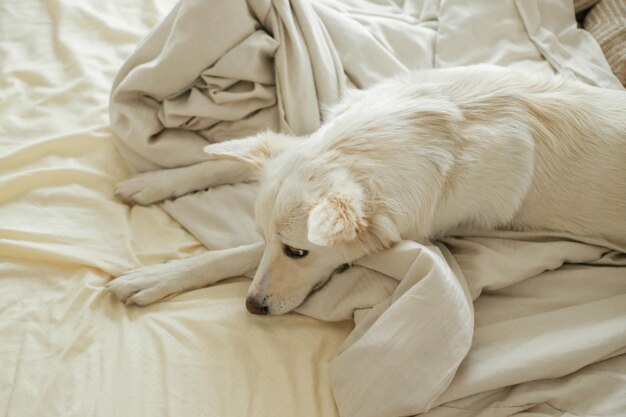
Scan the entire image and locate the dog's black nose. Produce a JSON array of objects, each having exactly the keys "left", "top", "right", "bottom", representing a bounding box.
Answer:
[{"left": 246, "top": 297, "right": 268, "bottom": 315}]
